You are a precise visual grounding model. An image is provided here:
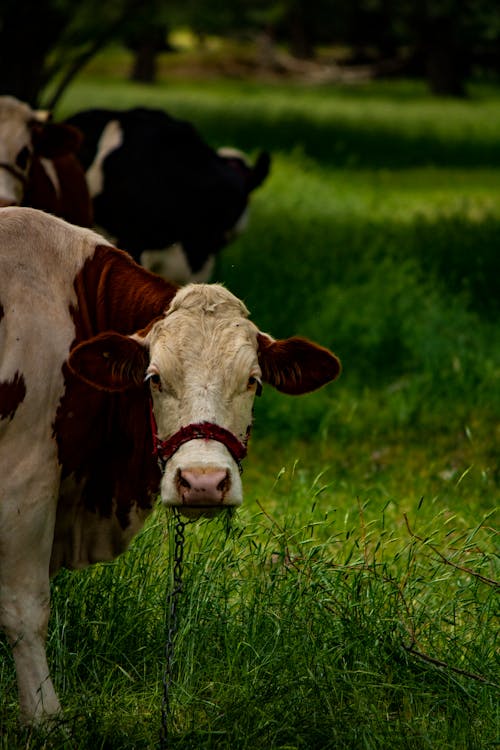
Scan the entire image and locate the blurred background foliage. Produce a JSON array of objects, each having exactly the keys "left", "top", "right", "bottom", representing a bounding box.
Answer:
[{"left": 2, "top": 0, "right": 500, "bottom": 106}]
